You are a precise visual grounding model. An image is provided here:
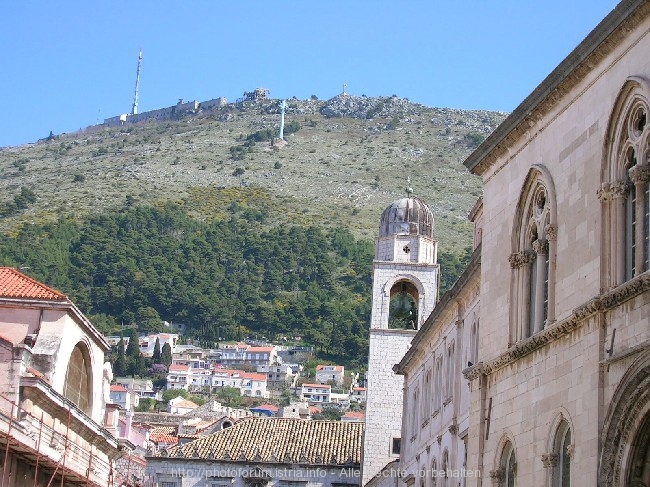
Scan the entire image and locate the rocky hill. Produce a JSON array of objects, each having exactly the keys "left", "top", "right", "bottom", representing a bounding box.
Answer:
[{"left": 0, "top": 95, "right": 506, "bottom": 252}]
